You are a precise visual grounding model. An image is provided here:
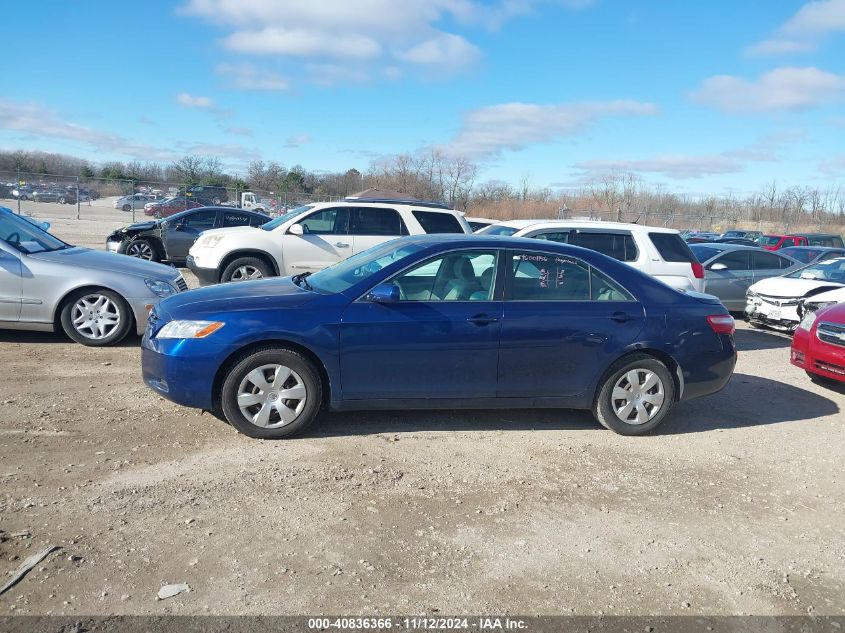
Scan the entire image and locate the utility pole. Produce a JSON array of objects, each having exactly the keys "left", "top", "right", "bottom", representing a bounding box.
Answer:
[
  {"left": 76, "top": 176, "right": 80, "bottom": 220},
  {"left": 16, "top": 167, "right": 21, "bottom": 214}
]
